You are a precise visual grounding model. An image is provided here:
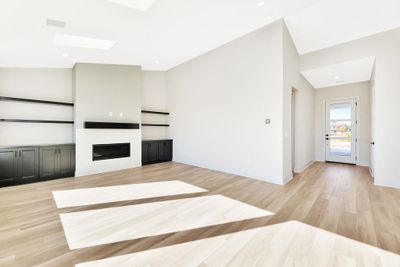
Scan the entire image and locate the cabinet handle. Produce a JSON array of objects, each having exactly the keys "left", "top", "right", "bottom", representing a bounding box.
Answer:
[
  {"left": 19, "top": 151, "right": 21, "bottom": 157},
  {"left": 15, "top": 151, "right": 17, "bottom": 158}
]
